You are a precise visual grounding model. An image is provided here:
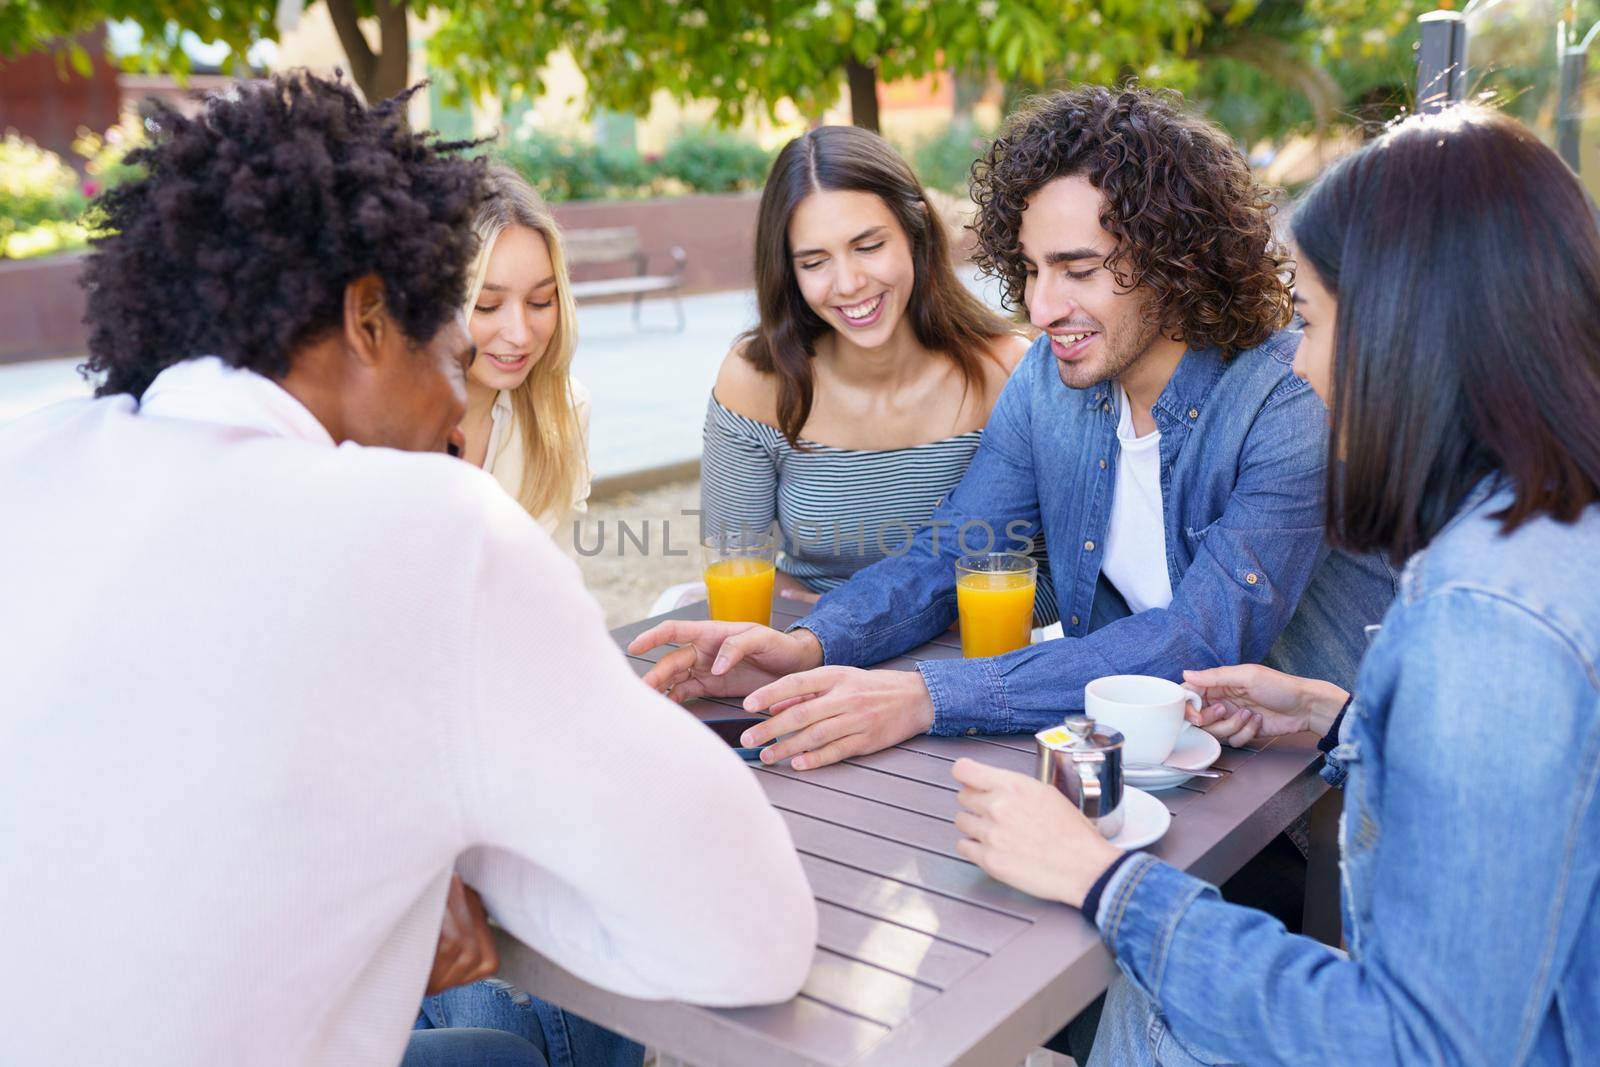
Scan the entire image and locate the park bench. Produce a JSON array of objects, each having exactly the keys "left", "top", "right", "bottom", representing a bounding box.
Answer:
[{"left": 564, "top": 226, "right": 687, "bottom": 332}]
